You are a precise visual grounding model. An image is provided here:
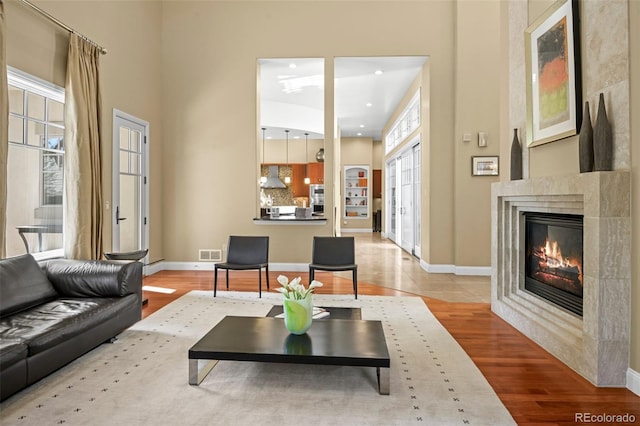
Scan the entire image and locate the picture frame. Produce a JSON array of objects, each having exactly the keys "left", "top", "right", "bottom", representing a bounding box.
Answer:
[
  {"left": 472, "top": 156, "right": 499, "bottom": 176},
  {"left": 525, "top": 0, "right": 582, "bottom": 147}
]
